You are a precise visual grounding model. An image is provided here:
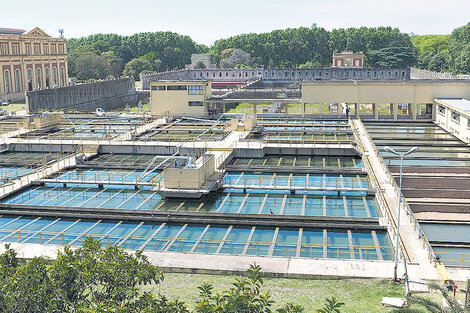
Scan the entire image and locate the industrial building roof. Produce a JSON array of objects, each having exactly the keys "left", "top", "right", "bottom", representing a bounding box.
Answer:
[{"left": 435, "top": 98, "right": 470, "bottom": 113}]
